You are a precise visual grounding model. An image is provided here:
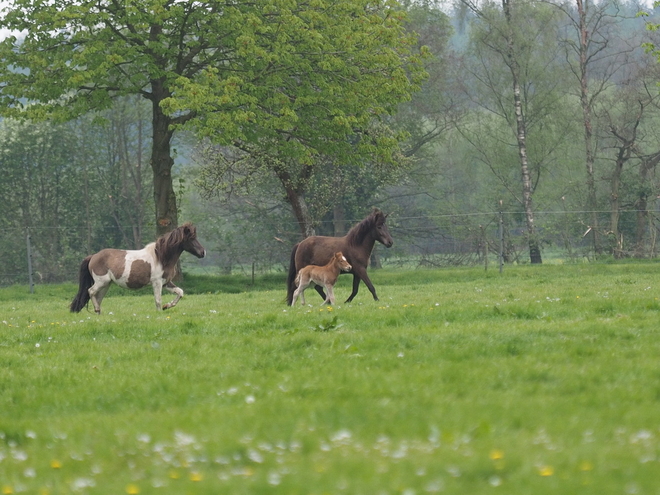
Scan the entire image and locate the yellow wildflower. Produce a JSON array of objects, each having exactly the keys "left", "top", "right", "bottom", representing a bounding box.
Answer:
[
  {"left": 538, "top": 465, "right": 554, "bottom": 476},
  {"left": 489, "top": 449, "right": 504, "bottom": 460}
]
